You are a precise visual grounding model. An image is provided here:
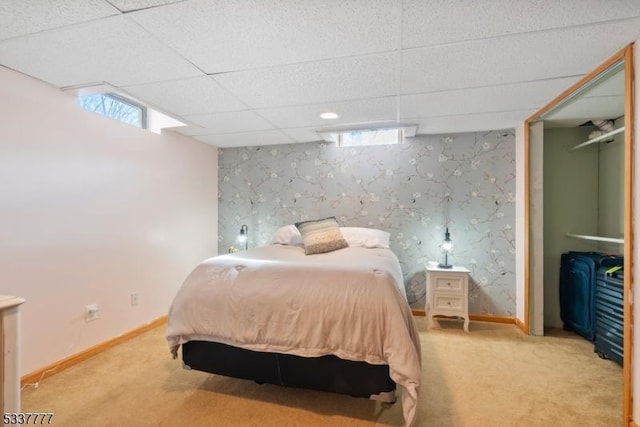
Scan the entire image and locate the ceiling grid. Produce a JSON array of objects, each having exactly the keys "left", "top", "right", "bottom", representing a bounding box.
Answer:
[{"left": 0, "top": 0, "right": 638, "bottom": 147}]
